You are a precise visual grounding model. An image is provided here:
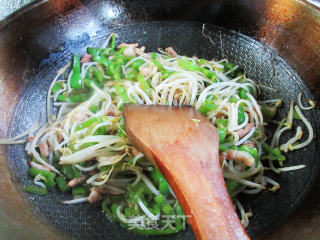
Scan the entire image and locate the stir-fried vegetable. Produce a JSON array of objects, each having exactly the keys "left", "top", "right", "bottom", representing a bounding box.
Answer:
[
  {"left": 70, "top": 54, "right": 82, "bottom": 89},
  {"left": 55, "top": 176, "right": 69, "bottom": 193},
  {"left": 261, "top": 142, "right": 286, "bottom": 163},
  {"left": 24, "top": 185, "right": 48, "bottom": 195},
  {"left": 0, "top": 33, "right": 315, "bottom": 235}
]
